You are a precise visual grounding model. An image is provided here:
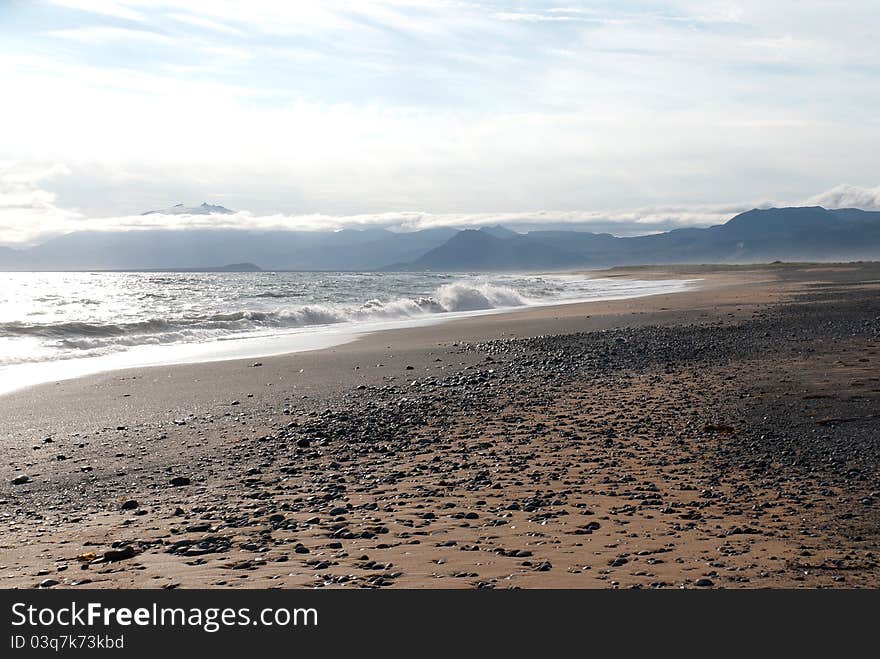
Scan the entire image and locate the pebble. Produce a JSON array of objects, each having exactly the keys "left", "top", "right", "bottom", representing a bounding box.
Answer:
[{"left": 103, "top": 546, "right": 137, "bottom": 562}]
